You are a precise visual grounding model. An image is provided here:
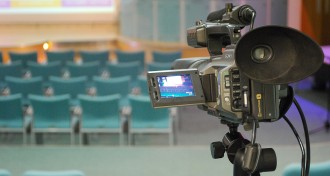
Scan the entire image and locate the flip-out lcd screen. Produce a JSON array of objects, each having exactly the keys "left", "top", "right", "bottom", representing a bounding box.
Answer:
[
  {"left": 147, "top": 69, "right": 205, "bottom": 108},
  {"left": 157, "top": 74, "right": 195, "bottom": 98}
]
